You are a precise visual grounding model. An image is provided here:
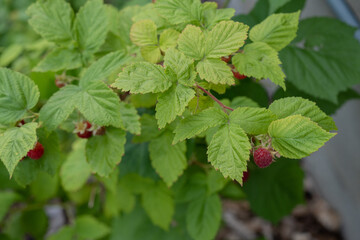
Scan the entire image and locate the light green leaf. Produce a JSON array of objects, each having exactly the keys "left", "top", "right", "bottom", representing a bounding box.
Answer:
[
  {"left": 149, "top": 131, "right": 187, "bottom": 187},
  {"left": 205, "top": 21, "right": 249, "bottom": 58},
  {"left": 75, "top": 81, "right": 123, "bottom": 128},
  {"left": 0, "top": 123, "right": 38, "bottom": 176},
  {"left": 155, "top": 0, "right": 202, "bottom": 25},
  {"left": 60, "top": 140, "right": 91, "bottom": 192},
  {"left": 173, "top": 107, "right": 228, "bottom": 144},
  {"left": 269, "top": 97, "right": 337, "bottom": 131},
  {"left": 0, "top": 44, "right": 23, "bottom": 67},
  {"left": 207, "top": 170, "right": 227, "bottom": 195},
  {"left": 0, "top": 191, "right": 20, "bottom": 220},
  {"left": 155, "top": 84, "right": 195, "bottom": 128},
  {"left": 141, "top": 182, "right": 174, "bottom": 230},
  {"left": 130, "top": 19, "right": 158, "bottom": 46},
  {"left": 269, "top": 0, "right": 292, "bottom": 14},
  {"left": 30, "top": 171, "right": 58, "bottom": 202},
  {"left": 119, "top": 102, "right": 141, "bottom": 135},
  {"left": 178, "top": 25, "right": 205, "bottom": 60},
  {"left": 48, "top": 226, "right": 74, "bottom": 240},
  {"left": 186, "top": 194, "right": 221, "bottom": 240},
  {"left": 0, "top": 68, "right": 40, "bottom": 124},
  {"left": 113, "top": 62, "right": 173, "bottom": 94},
  {"left": 164, "top": 48, "right": 196, "bottom": 86},
  {"left": 39, "top": 85, "right": 80, "bottom": 131},
  {"left": 75, "top": 215, "right": 110, "bottom": 239},
  {"left": 159, "top": 29, "right": 180, "bottom": 52},
  {"left": 140, "top": 45, "right": 162, "bottom": 63},
  {"left": 230, "top": 96, "right": 260, "bottom": 108},
  {"left": 208, "top": 123, "right": 251, "bottom": 184},
  {"left": 74, "top": 0, "right": 108, "bottom": 53},
  {"left": 232, "top": 42, "right": 285, "bottom": 89},
  {"left": 230, "top": 107, "right": 277, "bottom": 135},
  {"left": 86, "top": 127, "right": 126, "bottom": 177},
  {"left": 80, "top": 51, "right": 130, "bottom": 87},
  {"left": 36, "top": 130, "right": 61, "bottom": 176},
  {"left": 130, "top": 93, "right": 157, "bottom": 108},
  {"left": 203, "top": 8, "right": 235, "bottom": 29},
  {"left": 27, "top": 0, "right": 74, "bottom": 45},
  {"left": 268, "top": 115, "right": 336, "bottom": 159},
  {"left": 197, "top": 59, "right": 234, "bottom": 85},
  {"left": 34, "top": 48, "right": 82, "bottom": 72},
  {"left": 249, "top": 11, "right": 300, "bottom": 51}
]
